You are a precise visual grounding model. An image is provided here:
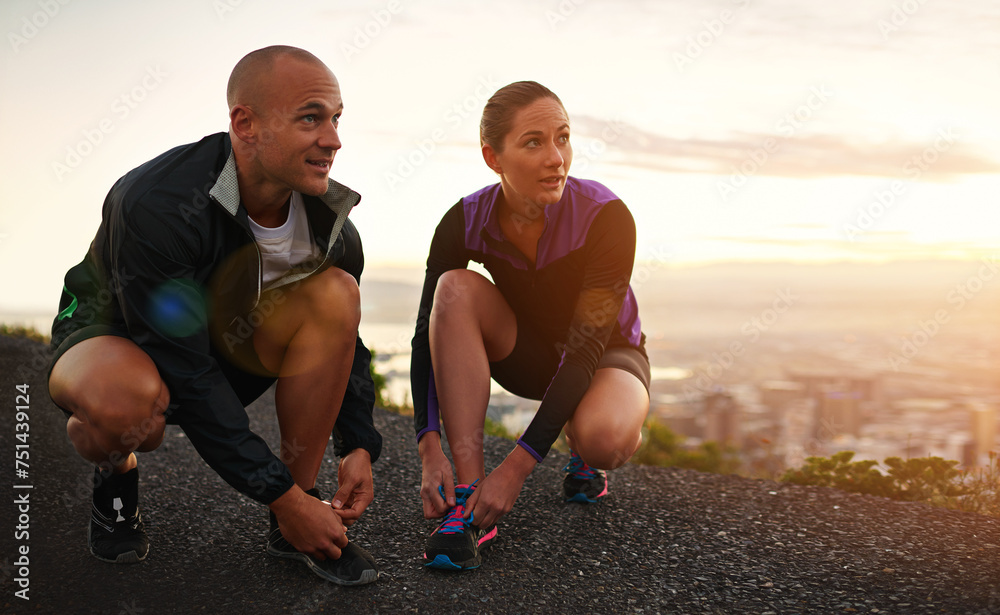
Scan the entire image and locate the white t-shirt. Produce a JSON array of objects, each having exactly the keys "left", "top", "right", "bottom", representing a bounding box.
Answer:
[{"left": 247, "top": 192, "right": 322, "bottom": 288}]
